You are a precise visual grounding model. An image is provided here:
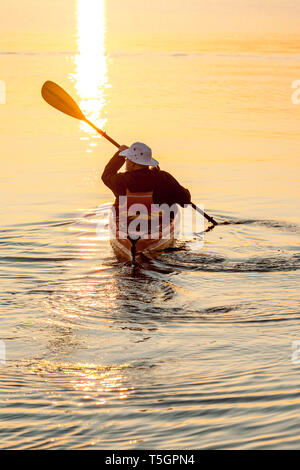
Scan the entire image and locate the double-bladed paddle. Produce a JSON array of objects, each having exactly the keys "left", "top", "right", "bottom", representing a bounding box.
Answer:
[{"left": 41, "top": 80, "right": 218, "bottom": 226}]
